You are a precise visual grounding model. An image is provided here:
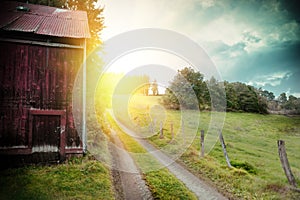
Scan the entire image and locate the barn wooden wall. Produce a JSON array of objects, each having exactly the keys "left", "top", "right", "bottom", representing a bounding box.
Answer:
[{"left": 0, "top": 42, "right": 83, "bottom": 150}]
